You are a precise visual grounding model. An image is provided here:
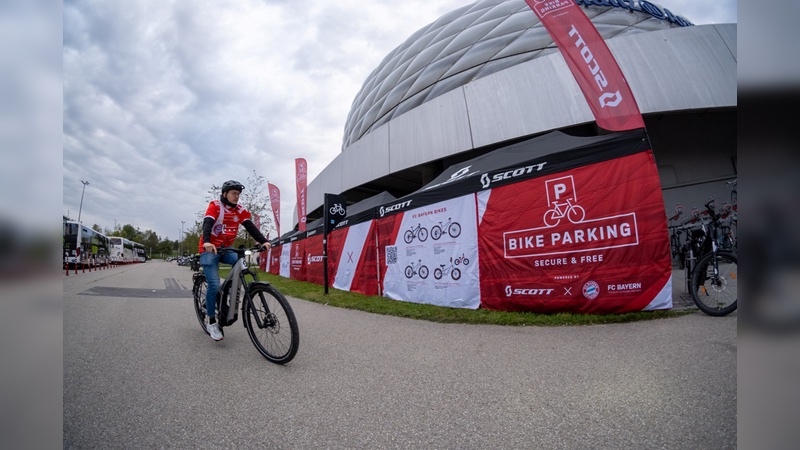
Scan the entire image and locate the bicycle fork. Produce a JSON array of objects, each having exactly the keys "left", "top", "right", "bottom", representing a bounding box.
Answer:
[{"left": 245, "top": 291, "right": 277, "bottom": 330}]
